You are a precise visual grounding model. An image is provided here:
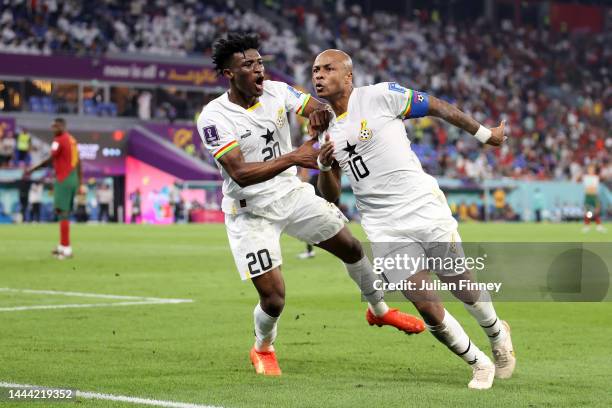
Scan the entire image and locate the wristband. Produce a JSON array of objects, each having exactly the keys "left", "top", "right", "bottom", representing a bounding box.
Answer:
[
  {"left": 317, "top": 156, "right": 332, "bottom": 172},
  {"left": 473, "top": 125, "right": 492, "bottom": 143}
]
